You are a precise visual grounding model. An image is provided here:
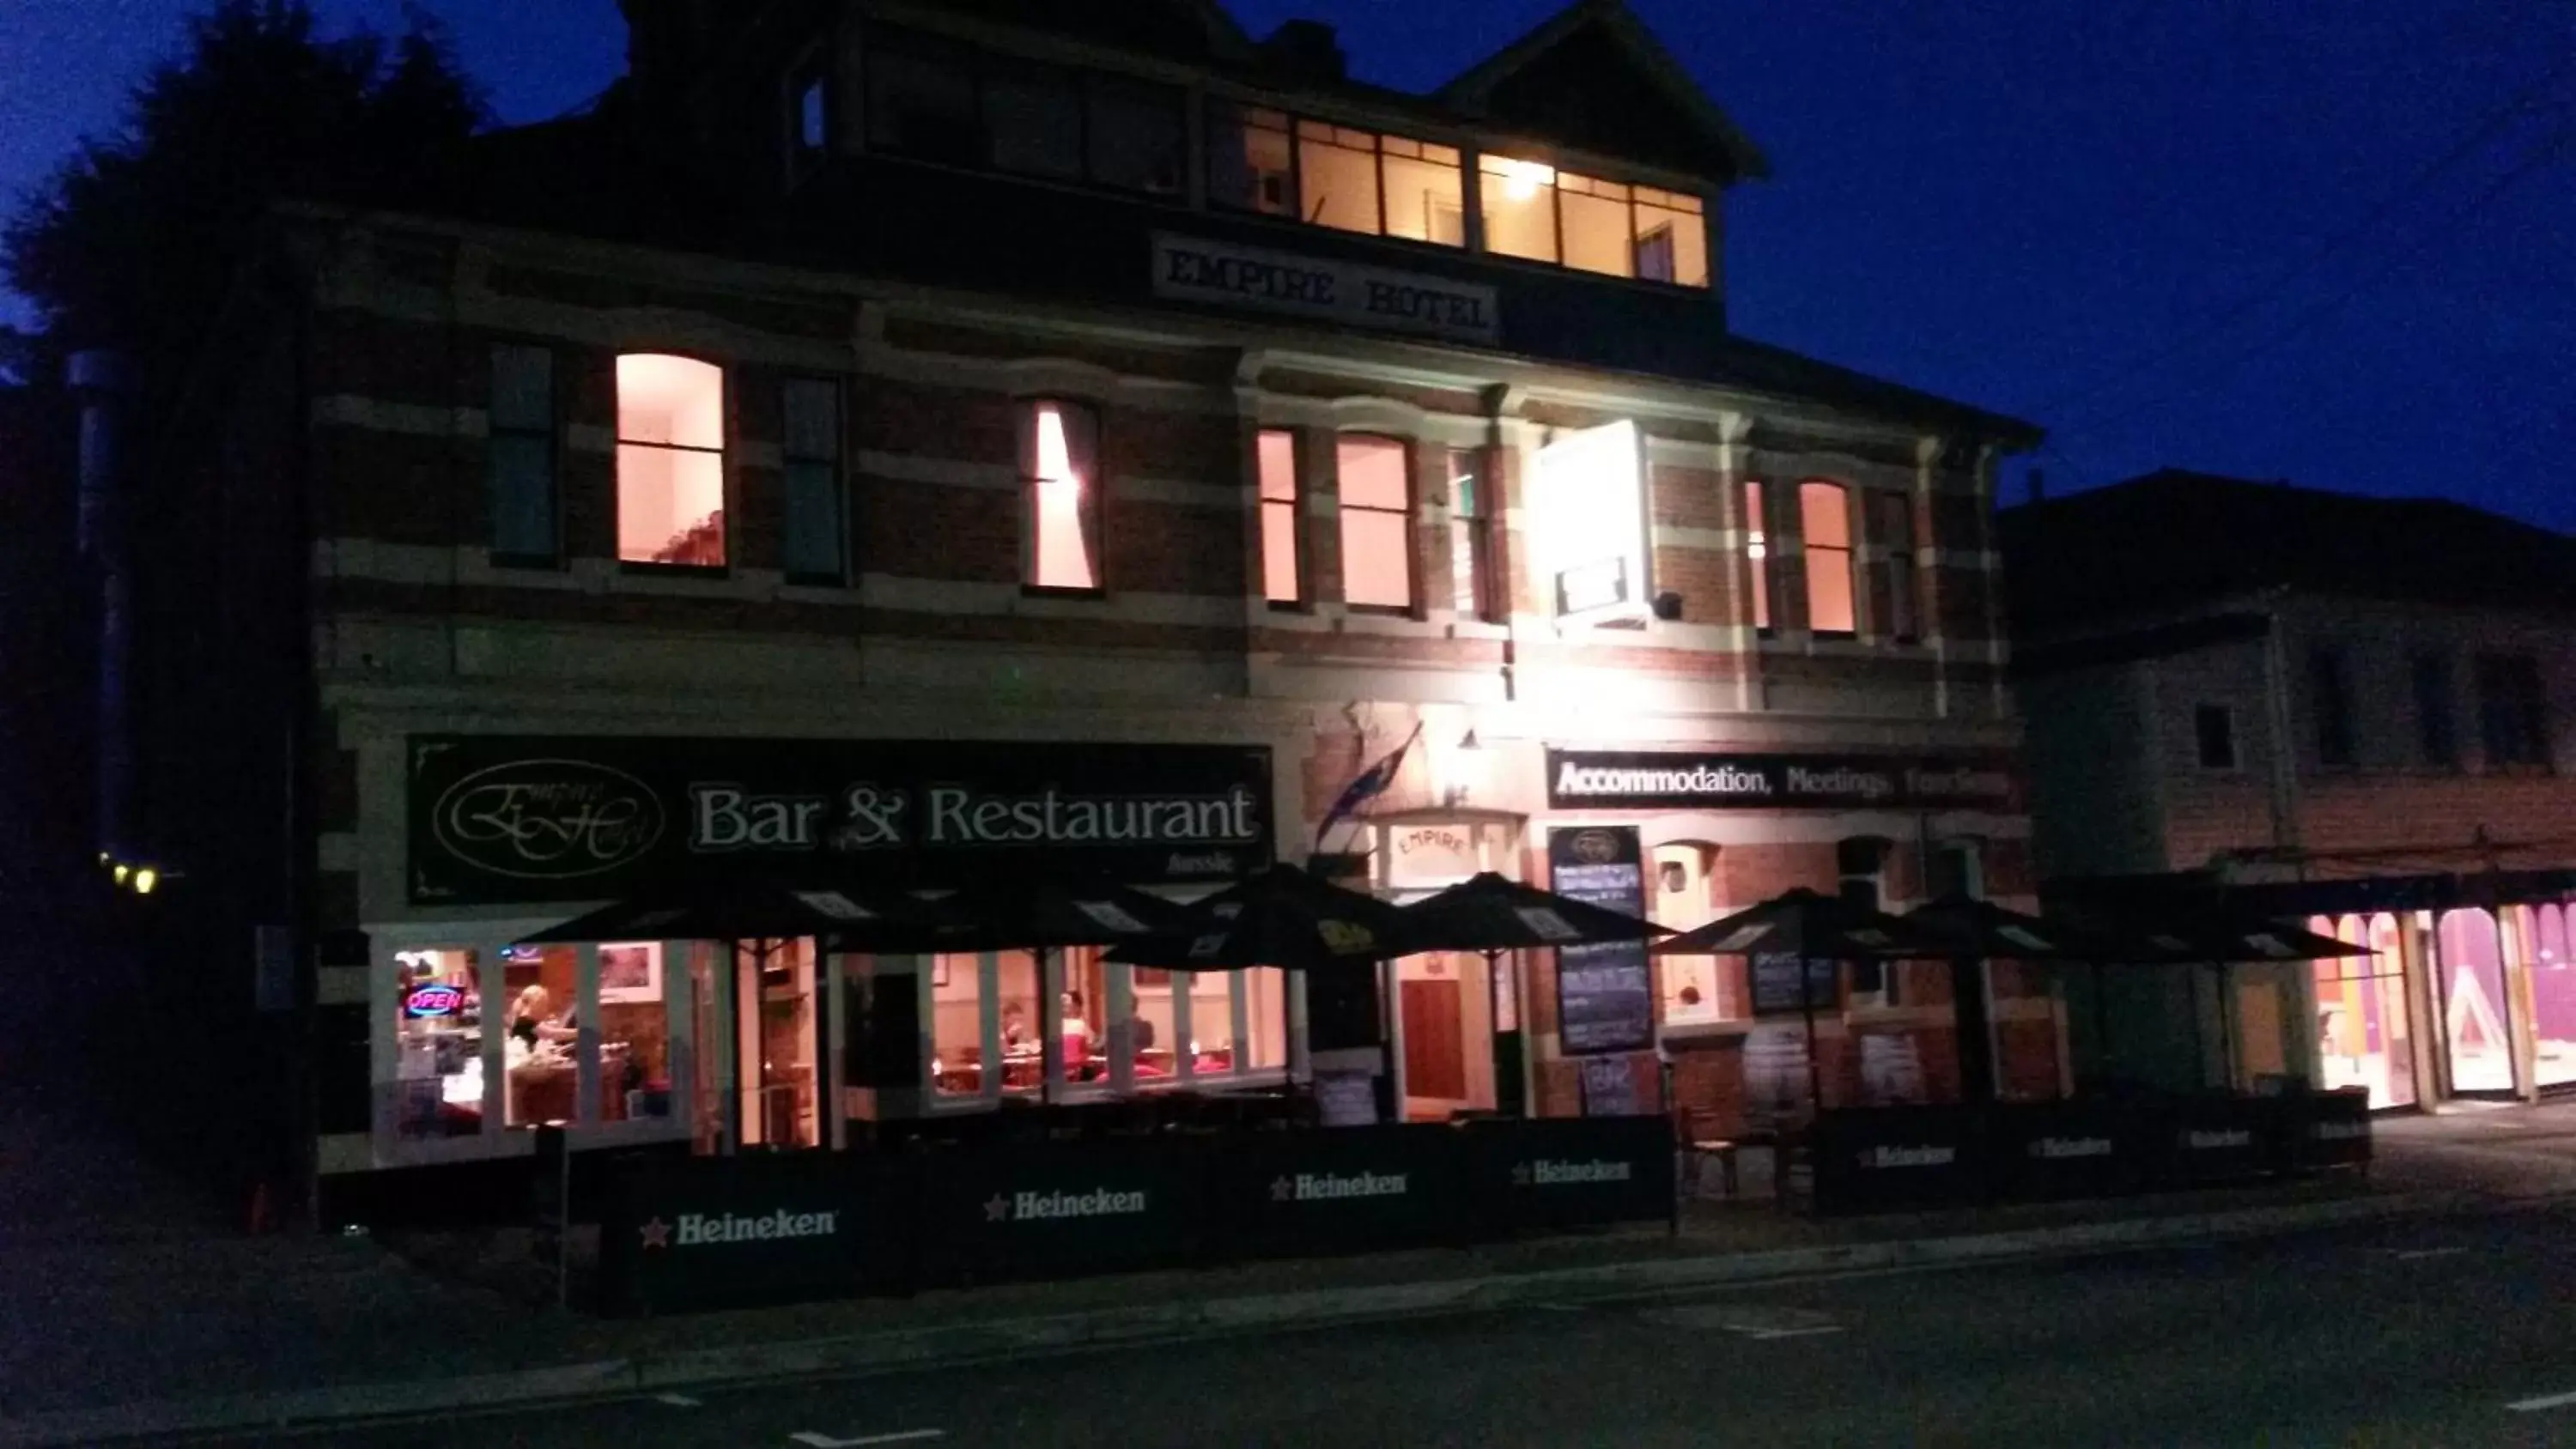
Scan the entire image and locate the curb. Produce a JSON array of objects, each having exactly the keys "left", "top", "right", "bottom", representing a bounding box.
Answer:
[{"left": 0, "top": 1188, "right": 2474, "bottom": 1447}]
